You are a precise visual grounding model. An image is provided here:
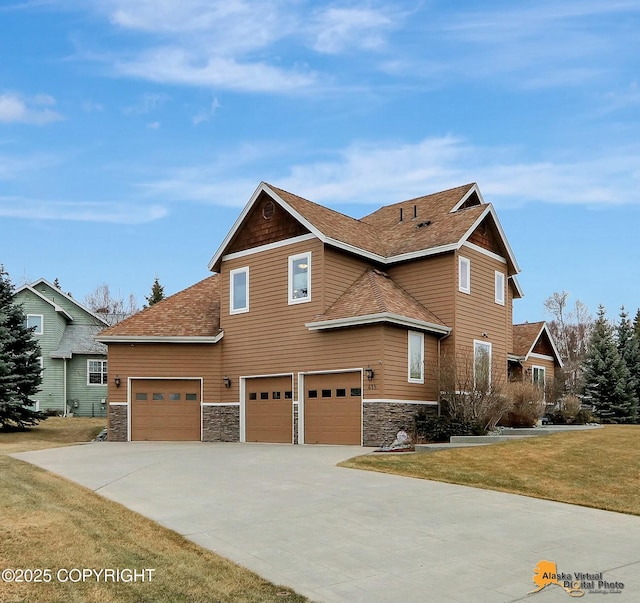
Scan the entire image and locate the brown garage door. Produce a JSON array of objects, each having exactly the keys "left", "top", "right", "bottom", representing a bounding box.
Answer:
[
  {"left": 131, "top": 379, "right": 201, "bottom": 441},
  {"left": 245, "top": 375, "right": 293, "bottom": 443},
  {"left": 304, "top": 372, "right": 361, "bottom": 445}
]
